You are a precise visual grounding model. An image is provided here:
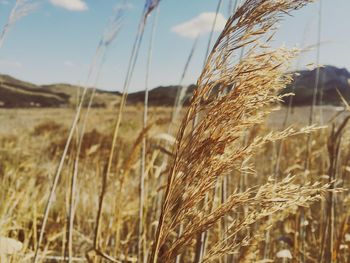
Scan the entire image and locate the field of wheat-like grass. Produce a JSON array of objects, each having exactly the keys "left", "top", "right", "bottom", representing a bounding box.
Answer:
[
  {"left": 1, "top": 0, "right": 350, "bottom": 262},
  {"left": 1, "top": 105, "right": 350, "bottom": 262}
]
